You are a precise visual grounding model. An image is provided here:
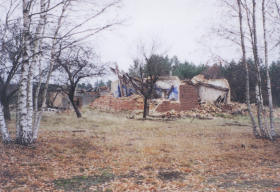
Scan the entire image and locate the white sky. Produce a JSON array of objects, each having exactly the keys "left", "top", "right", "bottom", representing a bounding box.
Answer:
[
  {"left": 92, "top": 0, "right": 240, "bottom": 71},
  {"left": 0, "top": 0, "right": 249, "bottom": 73}
]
